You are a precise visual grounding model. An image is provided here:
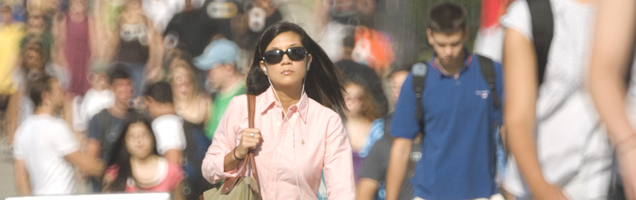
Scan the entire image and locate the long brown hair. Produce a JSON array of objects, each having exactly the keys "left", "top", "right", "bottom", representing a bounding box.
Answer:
[{"left": 344, "top": 80, "right": 381, "bottom": 122}]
